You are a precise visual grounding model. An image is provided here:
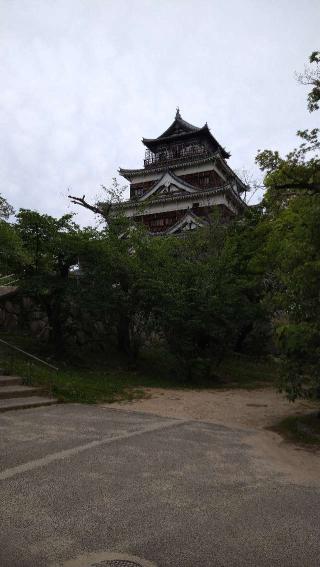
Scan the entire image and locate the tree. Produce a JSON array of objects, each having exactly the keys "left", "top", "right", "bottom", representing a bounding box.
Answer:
[
  {"left": 67, "top": 178, "right": 269, "bottom": 374},
  {"left": 0, "top": 193, "right": 14, "bottom": 220},
  {"left": 68, "top": 178, "right": 129, "bottom": 229},
  {"left": 0, "top": 220, "right": 26, "bottom": 276},
  {"left": 0, "top": 194, "right": 26, "bottom": 276},
  {"left": 296, "top": 51, "right": 320, "bottom": 112},
  {"left": 68, "top": 179, "right": 160, "bottom": 361},
  {"left": 256, "top": 51, "right": 320, "bottom": 201},
  {"left": 262, "top": 193, "right": 320, "bottom": 400},
  {"left": 255, "top": 51, "right": 320, "bottom": 400},
  {"left": 15, "top": 210, "right": 83, "bottom": 355},
  {"left": 140, "top": 213, "right": 268, "bottom": 381},
  {"left": 76, "top": 223, "right": 154, "bottom": 362}
]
